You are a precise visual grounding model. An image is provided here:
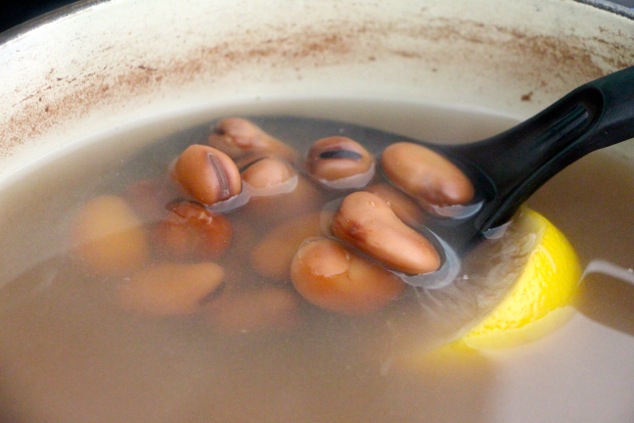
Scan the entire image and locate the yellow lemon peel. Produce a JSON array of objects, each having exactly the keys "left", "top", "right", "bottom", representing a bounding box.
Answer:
[{"left": 460, "top": 208, "right": 581, "bottom": 350}]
